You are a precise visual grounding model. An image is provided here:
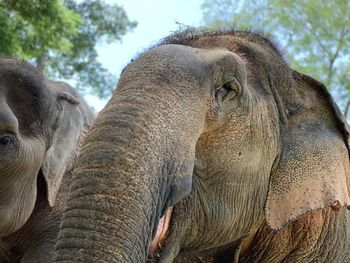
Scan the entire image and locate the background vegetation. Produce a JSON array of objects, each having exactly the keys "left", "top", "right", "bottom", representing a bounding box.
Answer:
[
  {"left": 1, "top": 0, "right": 349, "bottom": 116},
  {"left": 202, "top": 0, "right": 350, "bottom": 116},
  {"left": 0, "top": 0, "right": 136, "bottom": 98}
]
